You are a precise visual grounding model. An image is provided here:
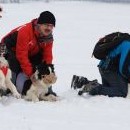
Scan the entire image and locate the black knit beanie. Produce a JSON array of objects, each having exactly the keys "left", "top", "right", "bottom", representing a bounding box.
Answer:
[{"left": 37, "top": 11, "right": 56, "bottom": 27}]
